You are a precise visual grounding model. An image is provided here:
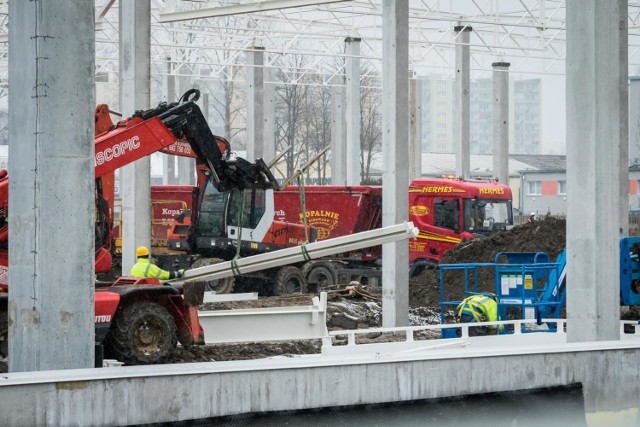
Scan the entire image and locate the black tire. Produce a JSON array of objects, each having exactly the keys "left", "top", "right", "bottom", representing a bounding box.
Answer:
[
  {"left": 191, "top": 257, "right": 235, "bottom": 293},
  {"left": 306, "top": 264, "right": 337, "bottom": 291},
  {"left": 273, "top": 266, "right": 308, "bottom": 295},
  {"left": 105, "top": 301, "right": 177, "bottom": 364}
]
